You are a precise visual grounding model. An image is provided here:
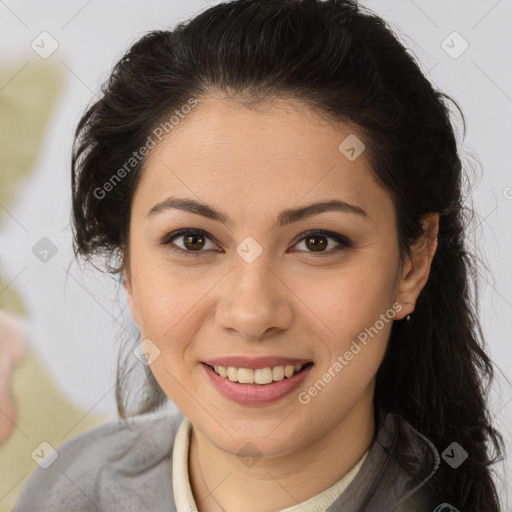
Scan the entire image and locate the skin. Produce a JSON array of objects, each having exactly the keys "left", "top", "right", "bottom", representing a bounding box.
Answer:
[
  {"left": 124, "top": 95, "right": 439, "bottom": 512},
  {"left": 0, "top": 310, "right": 27, "bottom": 445}
]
